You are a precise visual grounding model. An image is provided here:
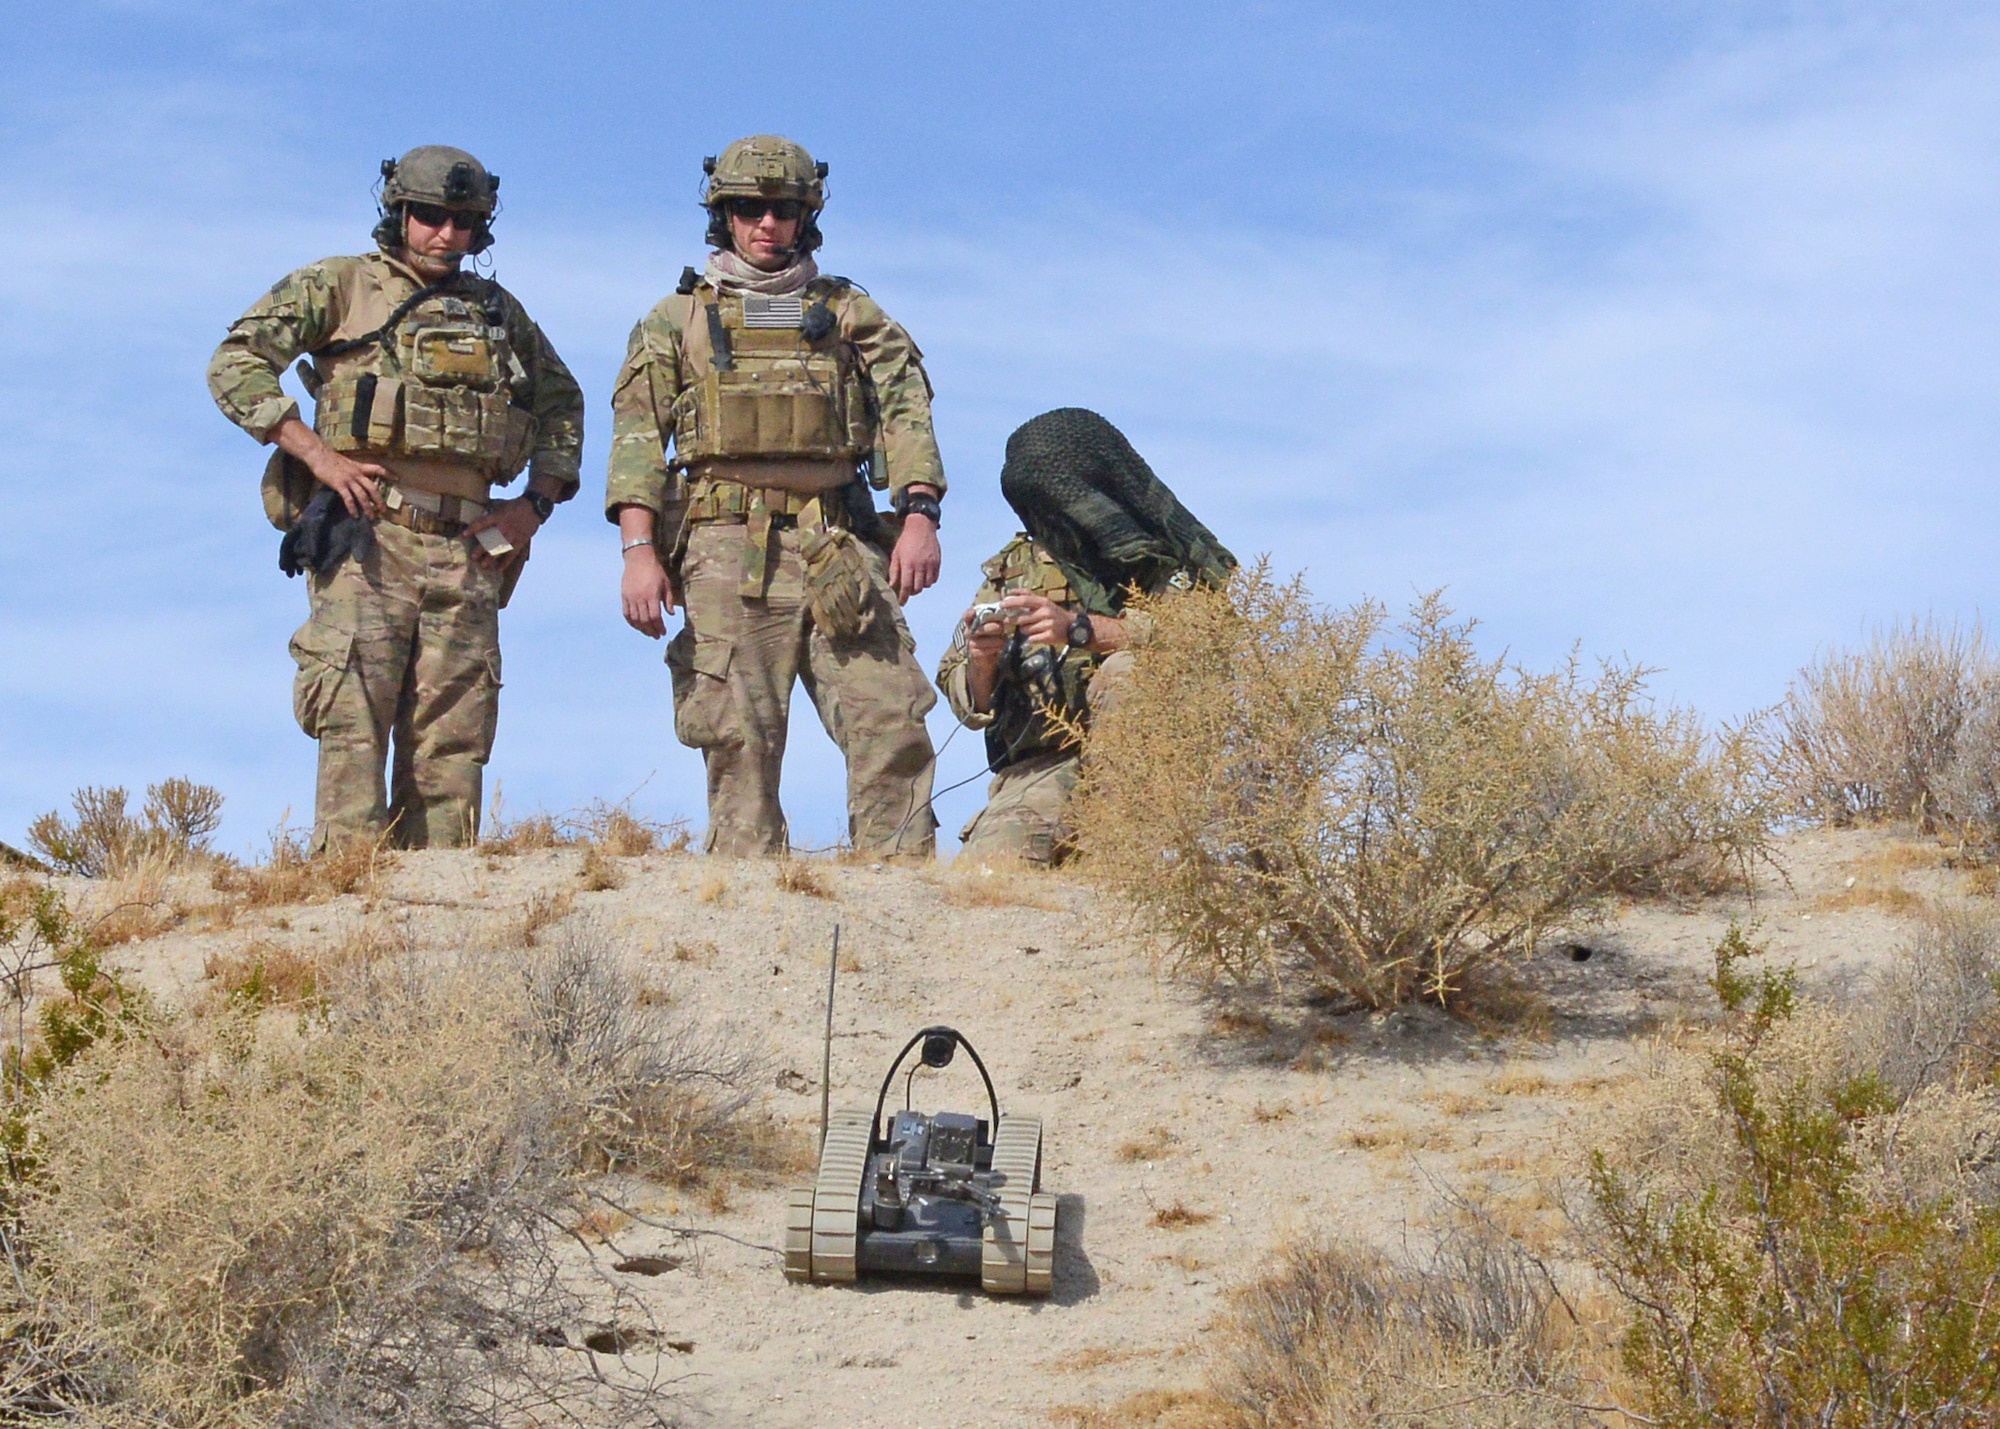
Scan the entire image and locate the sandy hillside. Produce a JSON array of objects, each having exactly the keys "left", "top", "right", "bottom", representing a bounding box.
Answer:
[{"left": 37, "top": 825, "right": 1970, "bottom": 1427}]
